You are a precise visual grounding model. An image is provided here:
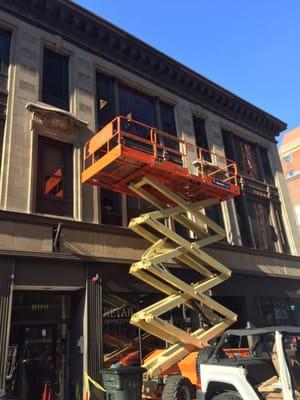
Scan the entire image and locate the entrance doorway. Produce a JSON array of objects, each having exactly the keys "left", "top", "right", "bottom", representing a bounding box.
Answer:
[{"left": 6, "top": 291, "right": 83, "bottom": 400}]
